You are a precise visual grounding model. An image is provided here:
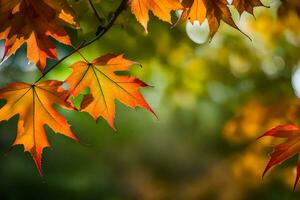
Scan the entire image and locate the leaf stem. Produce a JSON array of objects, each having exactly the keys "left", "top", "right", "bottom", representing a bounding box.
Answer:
[{"left": 34, "top": 0, "right": 128, "bottom": 84}]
